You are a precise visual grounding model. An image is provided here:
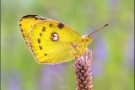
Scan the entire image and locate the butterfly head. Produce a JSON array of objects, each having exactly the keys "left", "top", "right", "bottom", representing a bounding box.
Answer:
[
  {"left": 82, "top": 35, "right": 93, "bottom": 44},
  {"left": 86, "top": 36, "right": 93, "bottom": 44}
]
